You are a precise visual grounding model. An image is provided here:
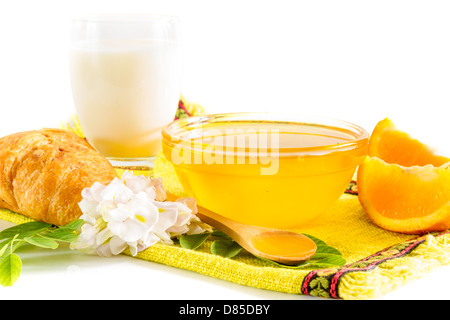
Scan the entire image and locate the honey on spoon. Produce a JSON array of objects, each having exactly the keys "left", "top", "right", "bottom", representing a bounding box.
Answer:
[{"left": 167, "top": 193, "right": 317, "bottom": 265}]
